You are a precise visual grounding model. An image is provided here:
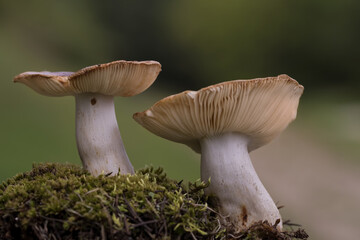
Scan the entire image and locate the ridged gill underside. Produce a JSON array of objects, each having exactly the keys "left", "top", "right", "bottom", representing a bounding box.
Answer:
[
  {"left": 133, "top": 74, "right": 303, "bottom": 153},
  {"left": 13, "top": 60, "right": 161, "bottom": 97}
]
